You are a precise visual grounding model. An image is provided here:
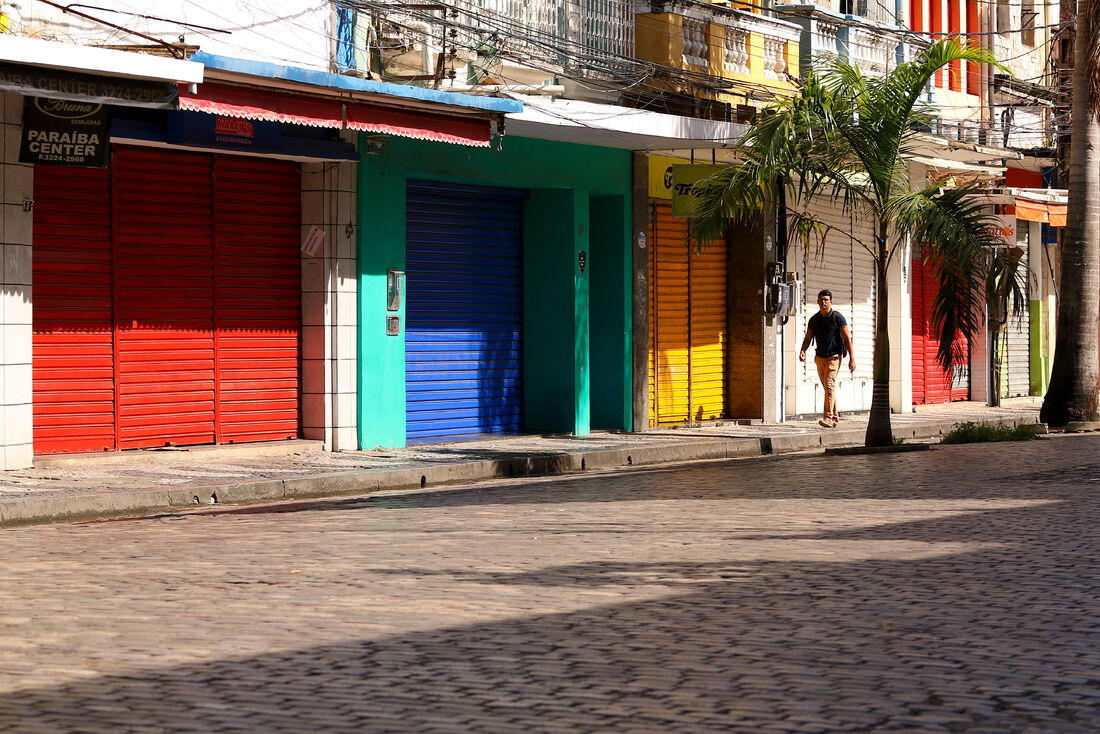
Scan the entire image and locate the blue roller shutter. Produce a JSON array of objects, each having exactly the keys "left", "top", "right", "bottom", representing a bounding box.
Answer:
[{"left": 405, "top": 181, "right": 526, "bottom": 442}]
